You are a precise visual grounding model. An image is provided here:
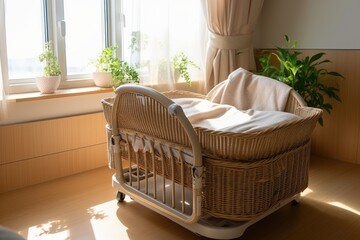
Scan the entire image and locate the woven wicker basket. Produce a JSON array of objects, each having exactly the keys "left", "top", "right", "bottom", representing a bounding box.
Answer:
[
  {"left": 202, "top": 141, "right": 310, "bottom": 220},
  {"left": 102, "top": 90, "right": 321, "bottom": 161},
  {"left": 102, "top": 89, "right": 321, "bottom": 220}
]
